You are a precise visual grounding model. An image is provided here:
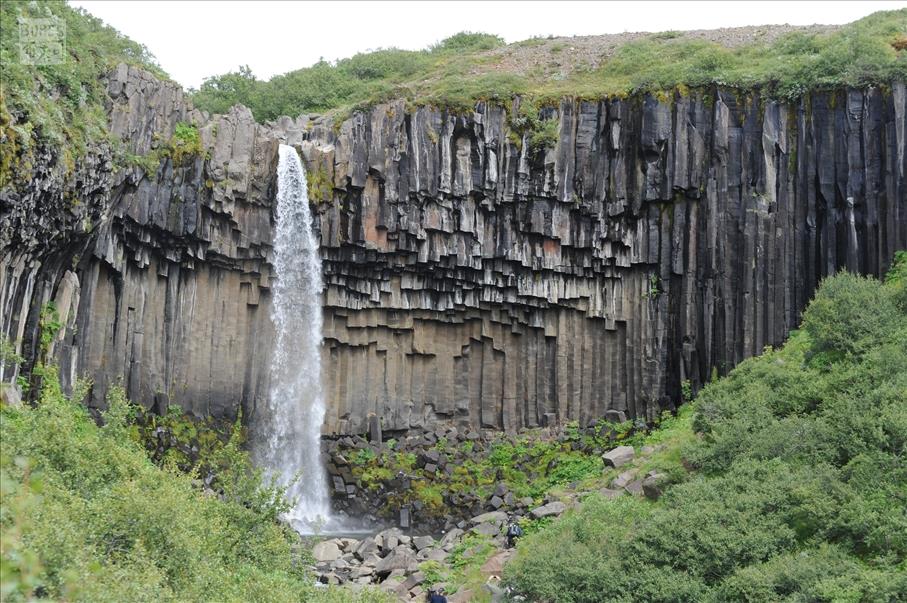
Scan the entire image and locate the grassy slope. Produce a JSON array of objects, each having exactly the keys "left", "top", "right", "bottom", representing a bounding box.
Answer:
[
  {"left": 0, "top": 0, "right": 170, "bottom": 188},
  {"left": 0, "top": 366, "right": 391, "bottom": 603},
  {"left": 503, "top": 253, "right": 907, "bottom": 603},
  {"left": 191, "top": 10, "right": 907, "bottom": 121}
]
